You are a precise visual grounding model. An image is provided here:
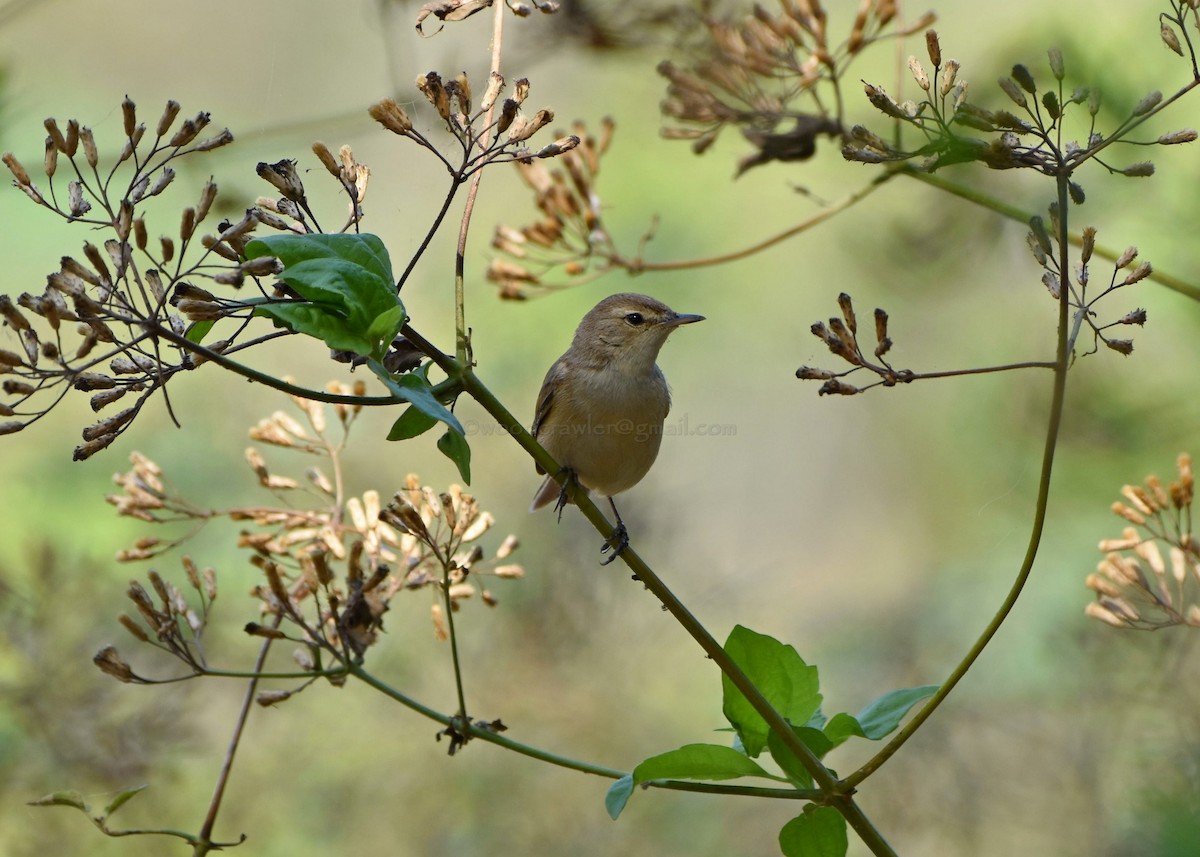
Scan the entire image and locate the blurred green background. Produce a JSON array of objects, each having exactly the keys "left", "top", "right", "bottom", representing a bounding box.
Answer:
[{"left": 2, "top": 1, "right": 1199, "bottom": 855}]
